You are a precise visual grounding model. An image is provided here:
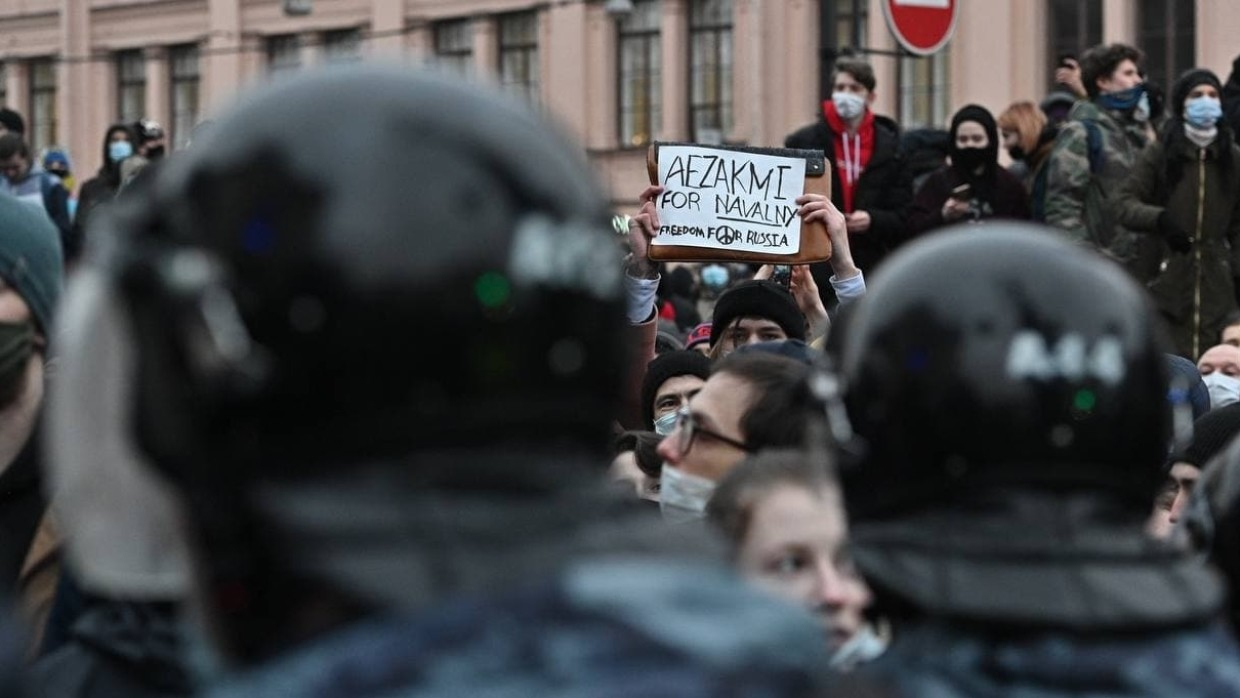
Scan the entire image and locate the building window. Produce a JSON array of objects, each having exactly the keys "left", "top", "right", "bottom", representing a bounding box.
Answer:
[
  {"left": 835, "top": 1, "right": 869, "bottom": 52},
  {"left": 28, "top": 59, "right": 56, "bottom": 153},
  {"left": 618, "top": 0, "right": 661, "bottom": 147},
  {"left": 1046, "top": 0, "right": 1101, "bottom": 81},
  {"left": 898, "top": 47, "right": 950, "bottom": 130},
  {"left": 169, "top": 45, "right": 200, "bottom": 151},
  {"left": 267, "top": 34, "right": 301, "bottom": 77},
  {"left": 116, "top": 50, "right": 146, "bottom": 124},
  {"left": 689, "top": 0, "right": 733, "bottom": 144},
  {"left": 434, "top": 19, "right": 473, "bottom": 76},
  {"left": 499, "top": 12, "right": 540, "bottom": 104},
  {"left": 1139, "top": 0, "right": 1194, "bottom": 94},
  {"left": 323, "top": 28, "right": 362, "bottom": 64}
]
